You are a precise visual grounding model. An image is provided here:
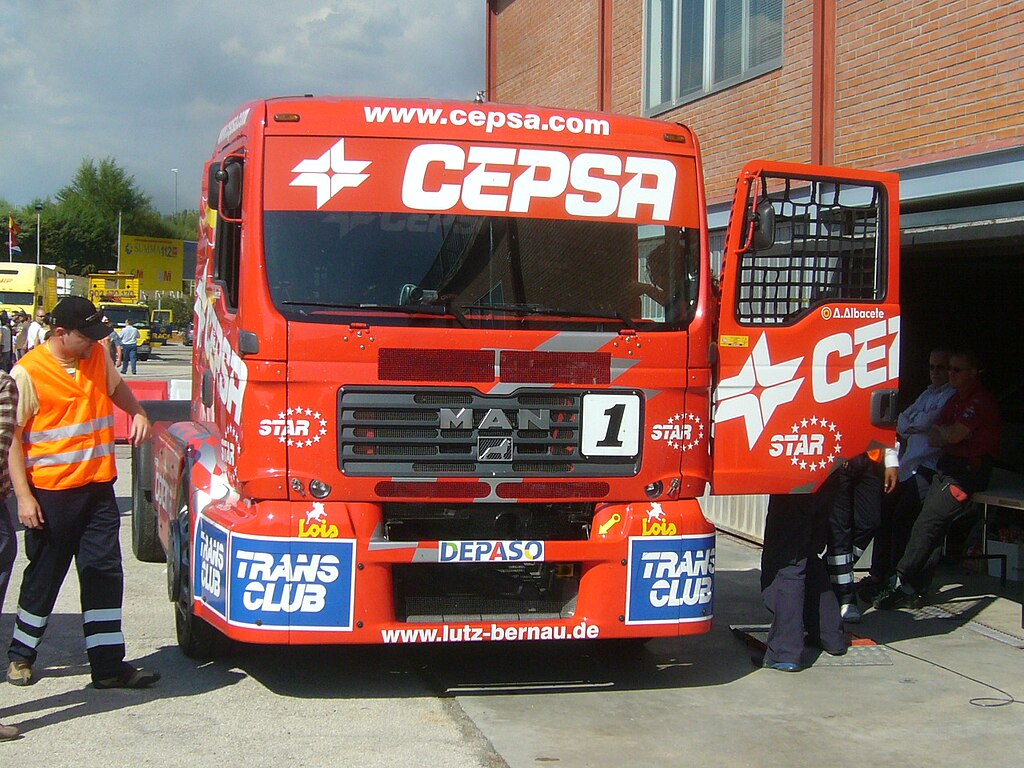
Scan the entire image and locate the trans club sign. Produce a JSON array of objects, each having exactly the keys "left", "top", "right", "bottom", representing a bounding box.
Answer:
[
  {"left": 194, "top": 517, "right": 356, "bottom": 631},
  {"left": 625, "top": 534, "right": 715, "bottom": 625},
  {"left": 263, "top": 136, "right": 700, "bottom": 226}
]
